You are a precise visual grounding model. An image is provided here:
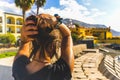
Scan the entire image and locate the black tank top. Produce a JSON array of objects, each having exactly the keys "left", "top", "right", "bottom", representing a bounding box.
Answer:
[{"left": 12, "top": 55, "right": 71, "bottom": 80}]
